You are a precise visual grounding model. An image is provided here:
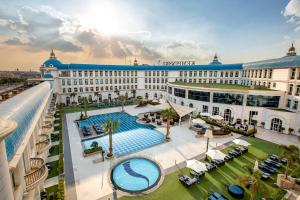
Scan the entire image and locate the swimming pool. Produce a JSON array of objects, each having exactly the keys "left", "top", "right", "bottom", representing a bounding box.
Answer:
[
  {"left": 111, "top": 157, "right": 161, "bottom": 193},
  {"left": 83, "top": 128, "right": 164, "bottom": 156},
  {"left": 78, "top": 112, "right": 155, "bottom": 132}
]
